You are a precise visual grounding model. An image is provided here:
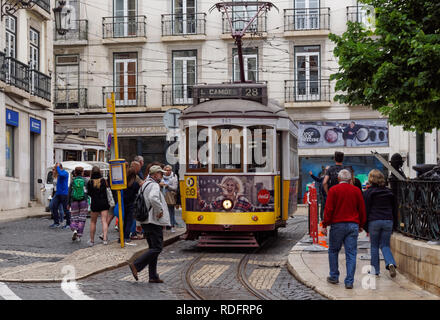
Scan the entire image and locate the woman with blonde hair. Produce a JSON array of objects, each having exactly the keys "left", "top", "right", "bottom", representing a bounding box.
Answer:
[
  {"left": 87, "top": 166, "right": 110, "bottom": 246},
  {"left": 363, "top": 169, "right": 398, "bottom": 277}
]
